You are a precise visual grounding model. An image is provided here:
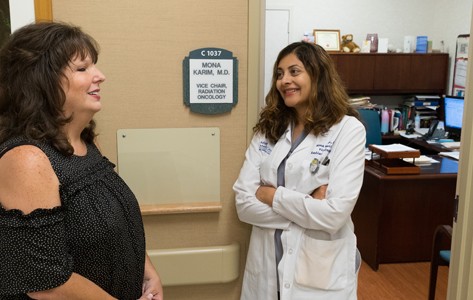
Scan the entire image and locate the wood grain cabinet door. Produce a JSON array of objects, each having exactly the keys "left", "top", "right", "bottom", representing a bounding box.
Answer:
[
  {"left": 331, "top": 53, "right": 448, "bottom": 95},
  {"left": 407, "top": 54, "right": 449, "bottom": 94},
  {"left": 334, "top": 54, "right": 375, "bottom": 93},
  {"left": 374, "top": 54, "right": 411, "bottom": 92}
]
